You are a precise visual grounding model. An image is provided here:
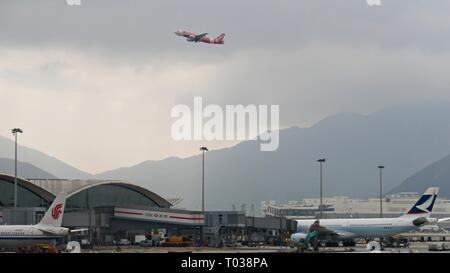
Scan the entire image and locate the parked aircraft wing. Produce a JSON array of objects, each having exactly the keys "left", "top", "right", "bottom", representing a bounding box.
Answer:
[
  {"left": 437, "top": 217, "right": 450, "bottom": 223},
  {"left": 36, "top": 226, "right": 62, "bottom": 235},
  {"left": 313, "top": 225, "right": 356, "bottom": 240},
  {"left": 70, "top": 228, "right": 89, "bottom": 233},
  {"left": 309, "top": 223, "right": 339, "bottom": 236}
]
